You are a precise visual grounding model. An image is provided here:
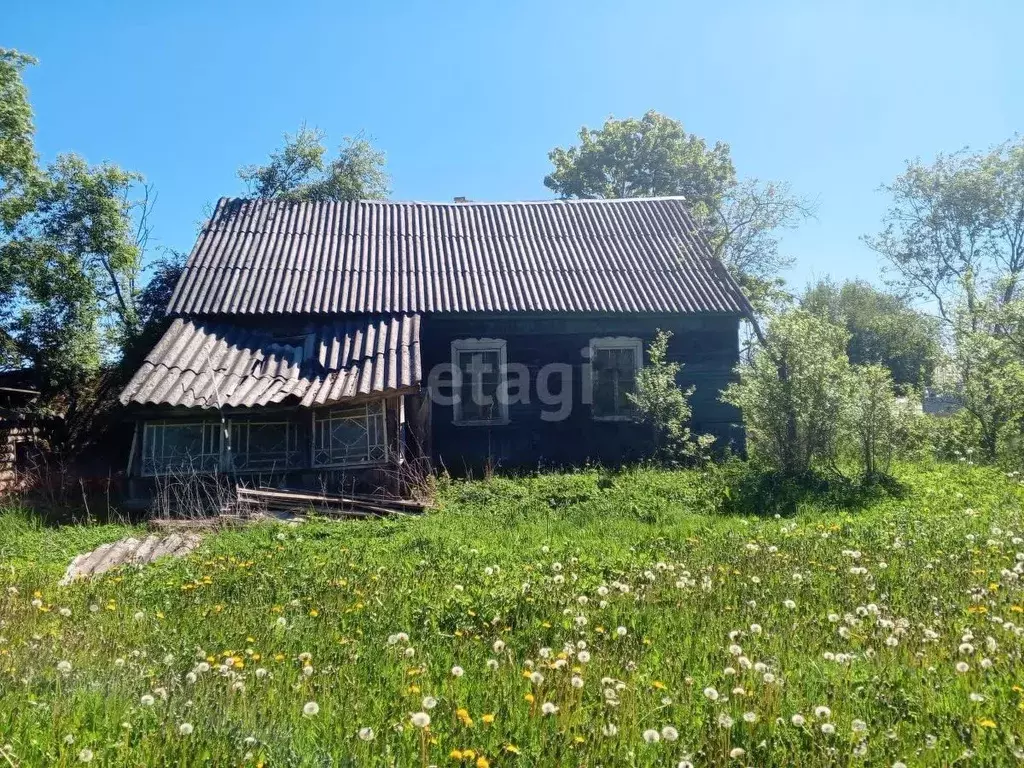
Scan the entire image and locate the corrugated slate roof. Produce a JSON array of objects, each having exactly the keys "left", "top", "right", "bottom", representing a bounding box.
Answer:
[
  {"left": 120, "top": 314, "right": 421, "bottom": 409},
  {"left": 167, "top": 197, "right": 751, "bottom": 316}
]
